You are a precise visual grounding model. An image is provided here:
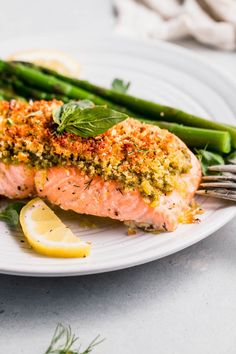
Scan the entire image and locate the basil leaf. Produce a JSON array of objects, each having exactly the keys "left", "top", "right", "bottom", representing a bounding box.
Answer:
[
  {"left": 65, "top": 107, "right": 127, "bottom": 137},
  {"left": 0, "top": 201, "right": 25, "bottom": 226},
  {"left": 53, "top": 101, "right": 128, "bottom": 137},
  {"left": 53, "top": 100, "right": 95, "bottom": 125},
  {"left": 52, "top": 105, "right": 63, "bottom": 125},
  {"left": 76, "top": 99, "right": 95, "bottom": 110},
  {"left": 195, "top": 149, "right": 224, "bottom": 175},
  {"left": 111, "top": 78, "right": 130, "bottom": 94}
]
